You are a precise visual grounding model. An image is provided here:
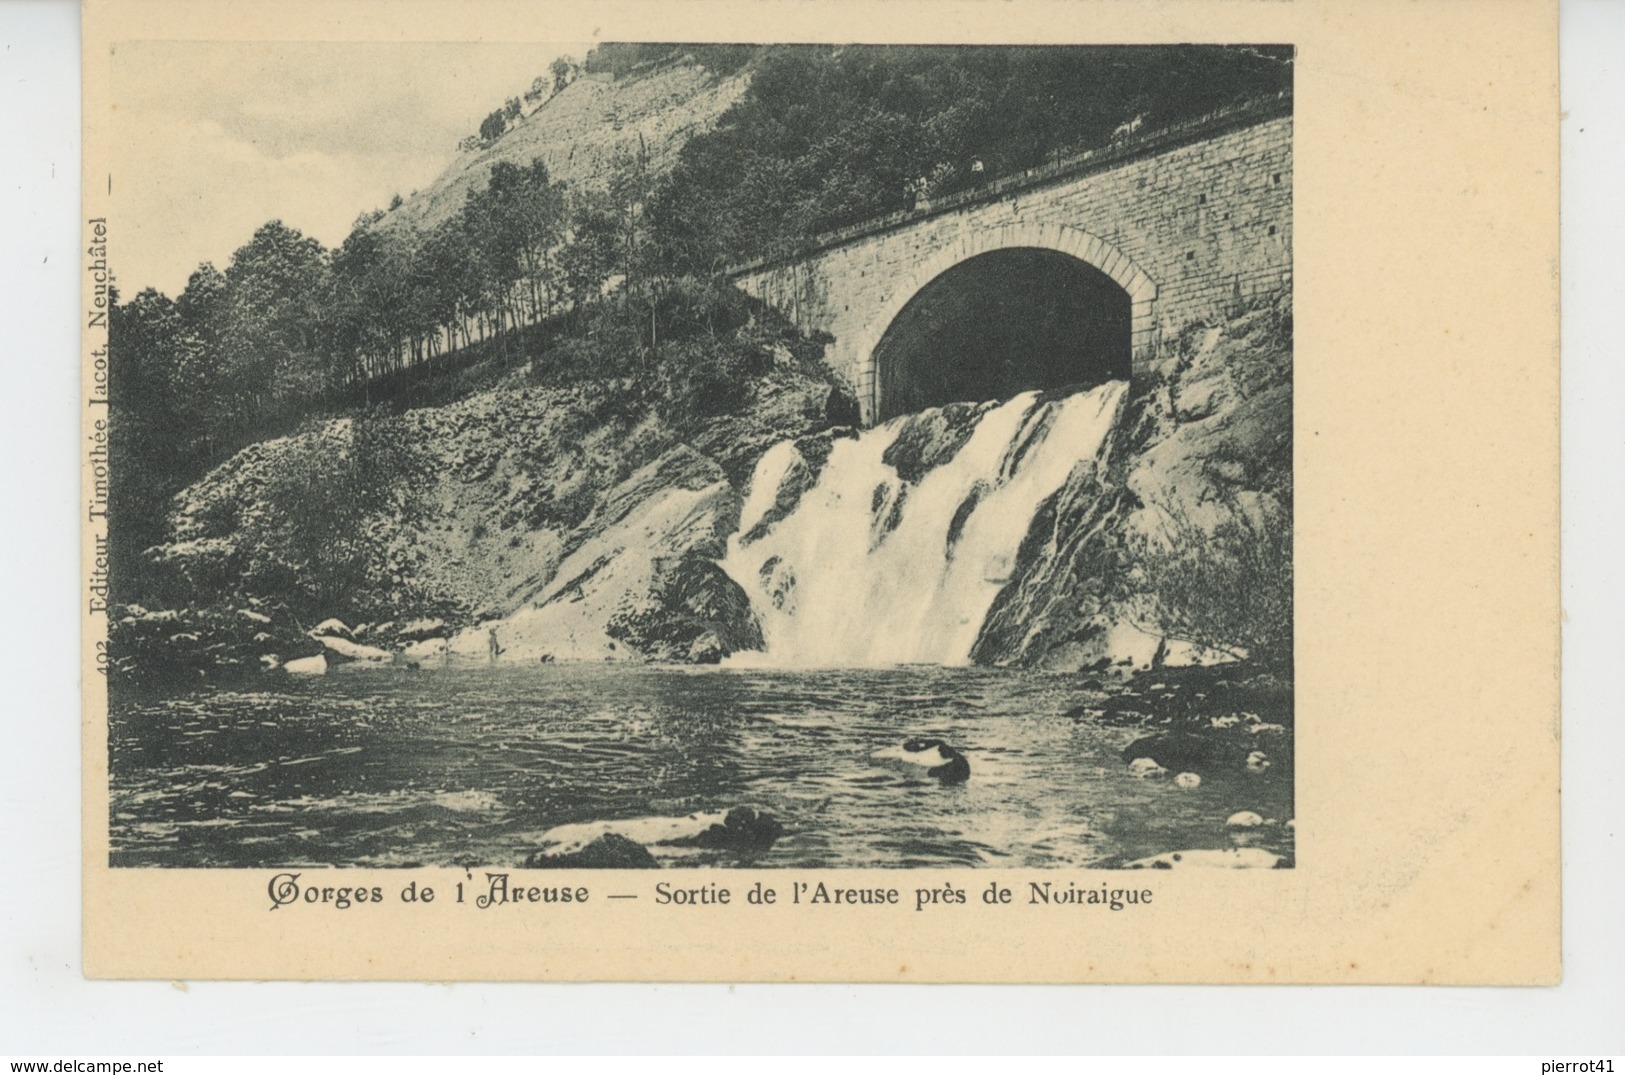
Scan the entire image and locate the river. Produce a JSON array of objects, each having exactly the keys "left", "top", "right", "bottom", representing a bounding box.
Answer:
[{"left": 109, "top": 662, "right": 1294, "bottom": 869}]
